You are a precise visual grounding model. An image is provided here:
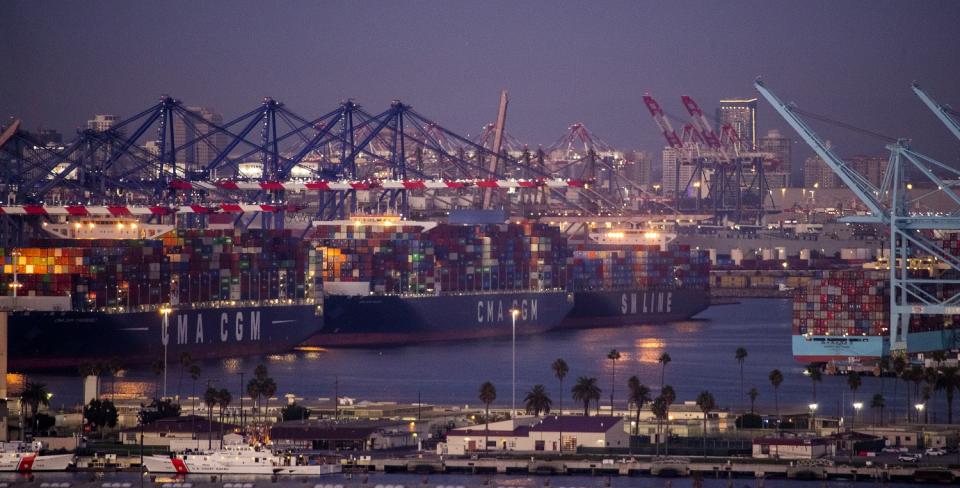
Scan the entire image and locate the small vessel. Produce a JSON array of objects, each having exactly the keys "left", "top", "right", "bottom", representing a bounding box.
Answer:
[
  {"left": 0, "top": 442, "right": 74, "bottom": 472},
  {"left": 144, "top": 443, "right": 341, "bottom": 475}
]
